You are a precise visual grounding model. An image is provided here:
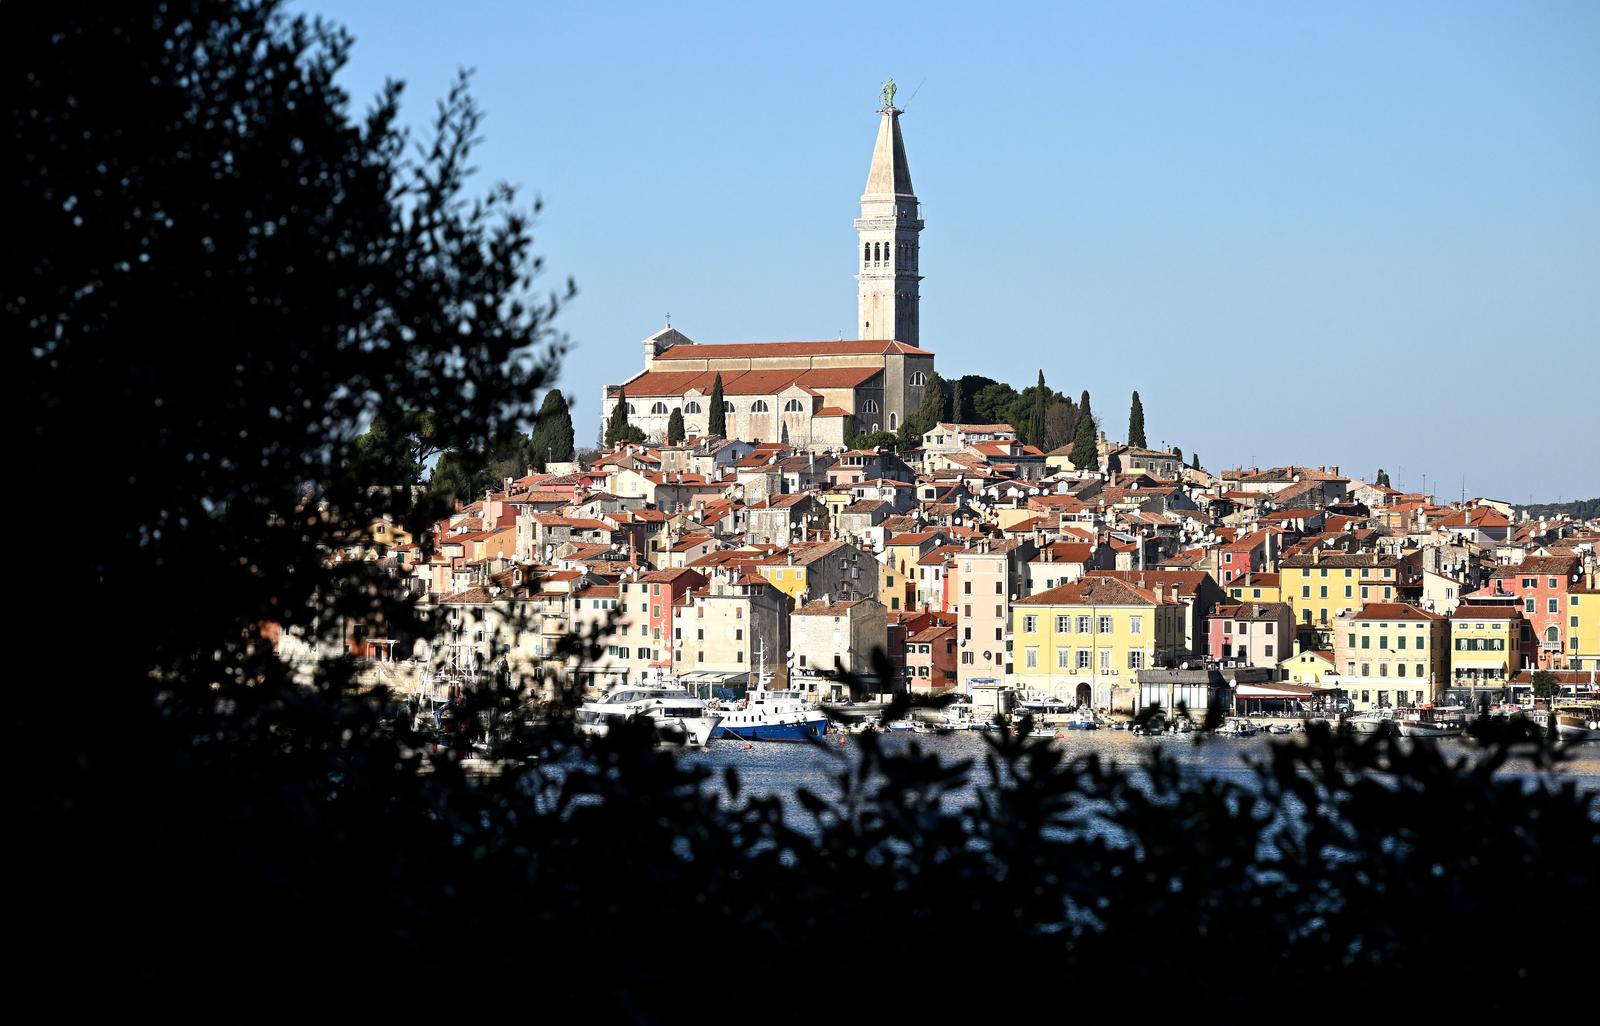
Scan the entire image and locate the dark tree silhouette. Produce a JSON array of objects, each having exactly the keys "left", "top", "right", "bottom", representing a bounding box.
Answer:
[{"left": 1128, "top": 389, "right": 1147, "bottom": 448}]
